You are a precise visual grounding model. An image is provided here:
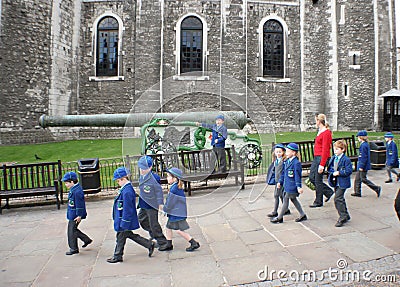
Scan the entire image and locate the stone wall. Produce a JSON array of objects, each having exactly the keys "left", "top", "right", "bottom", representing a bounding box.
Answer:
[
  {"left": 0, "top": 0, "right": 52, "bottom": 132},
  {"left": 0, "top": 0, "right": 398, "bottom": 144}
]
